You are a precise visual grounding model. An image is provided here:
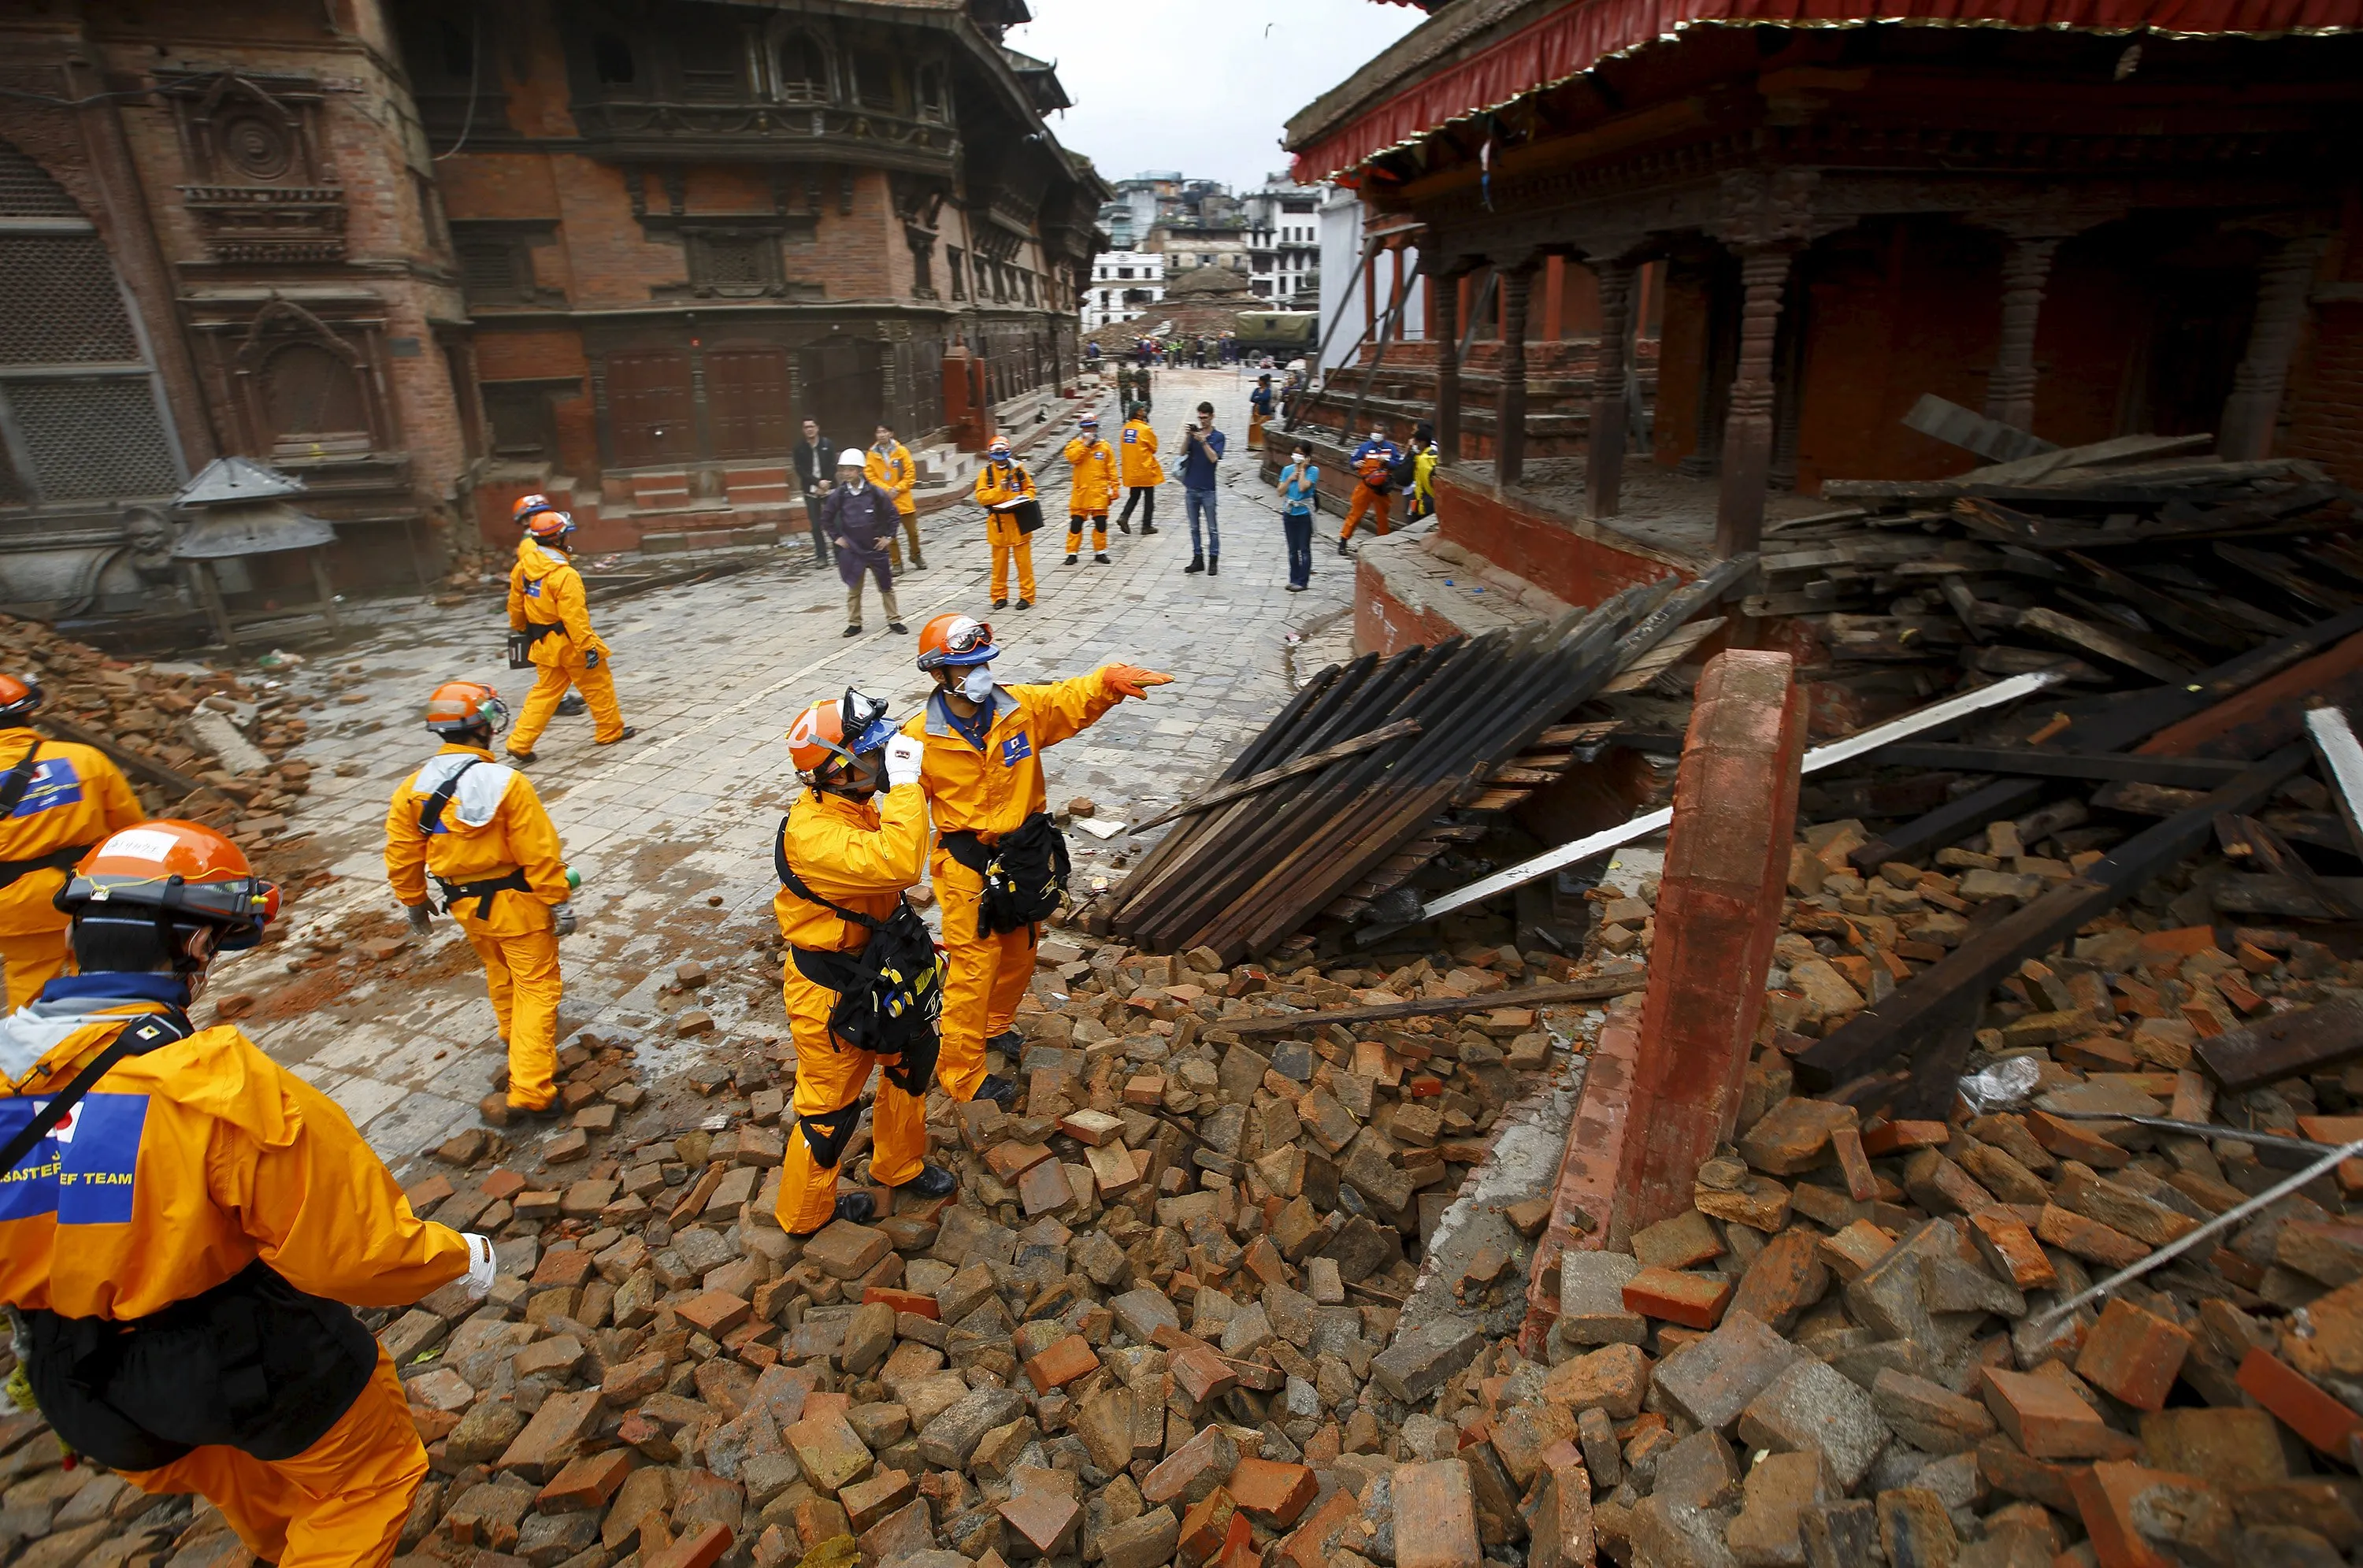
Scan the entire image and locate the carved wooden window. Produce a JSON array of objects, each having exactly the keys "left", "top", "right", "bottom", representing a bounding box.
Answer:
[
  {"left": 916, "top": 65, "right": 948, "bottom": 123},
  {"left": 779, "top": 35, "right": 829, "bottom": 104},
  {"left": 262, "top": 343, "right": 369, "bottom": 454},
  {"left": 908, "top": 229, "right": 936, "bottom": 298},
  {"left": 947, "top": 246, "right": 966, "bottom": 301},
  {"left": 458, "top": 238, "right": 533, "bottom": 302},
  {"left": 684, "top": 232, "right": 781, "bottom": 297},
  {"left": 677, "top": 23, "right": 744, "bottom": 101},
  {"left": 854, "top": 54, "right": 896, "bottom": 111},
  {"left": 593, "top": 33, "right": 637, "bottom": 85}
]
